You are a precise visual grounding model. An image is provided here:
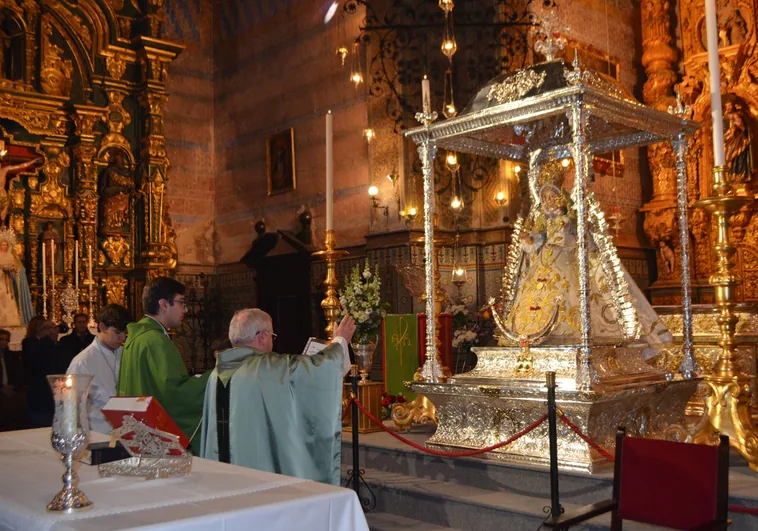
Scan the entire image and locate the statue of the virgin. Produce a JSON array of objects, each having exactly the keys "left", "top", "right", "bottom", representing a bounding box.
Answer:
[
  {"left": 494, "top": 158, "right": 672, "bottom": 358},
  {"left": 0, "top": 227, "right": 34, "bottom": 326}
]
